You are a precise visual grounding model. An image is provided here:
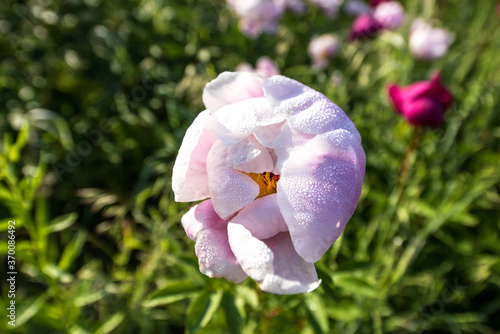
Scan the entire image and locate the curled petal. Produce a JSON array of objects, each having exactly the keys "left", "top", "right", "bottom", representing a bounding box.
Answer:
[
  {"left": 207, "top": 138, "right": 274, "bottom": 218},
  {"left": 231, "top": 194, "right": 288, "bottom": 239},
  {"left": 195, "top": 228, "right": 248, "bottom": 283},
  {"left": 182, "top": 200, "right": 247, "bottom": 283},
  {"left": 277, "top": 129, "right": 366, "bottom": 263},
  {"left": 272, "top": 122, "right": 315, "bottom": 173},
  {"left": 253, "top": 121, "right": 285, "bottom": 148},
  {"left": 203, "top": 72, "right": 265, "bottom": 112},
  {"left": 209, "top": 97, "right": 284, "bottom": 146},
  {"left": 172, "top": 110, "right": 217, "bottom": 202},
  {"left": 181, "top": 199, "right": 226, "bottom": 240},
  {"left": 263, "top": 75, "right": 359, "bottom": 136},
  {"left": 227, "top": 223, "right": 321, "bottom": 294}
]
